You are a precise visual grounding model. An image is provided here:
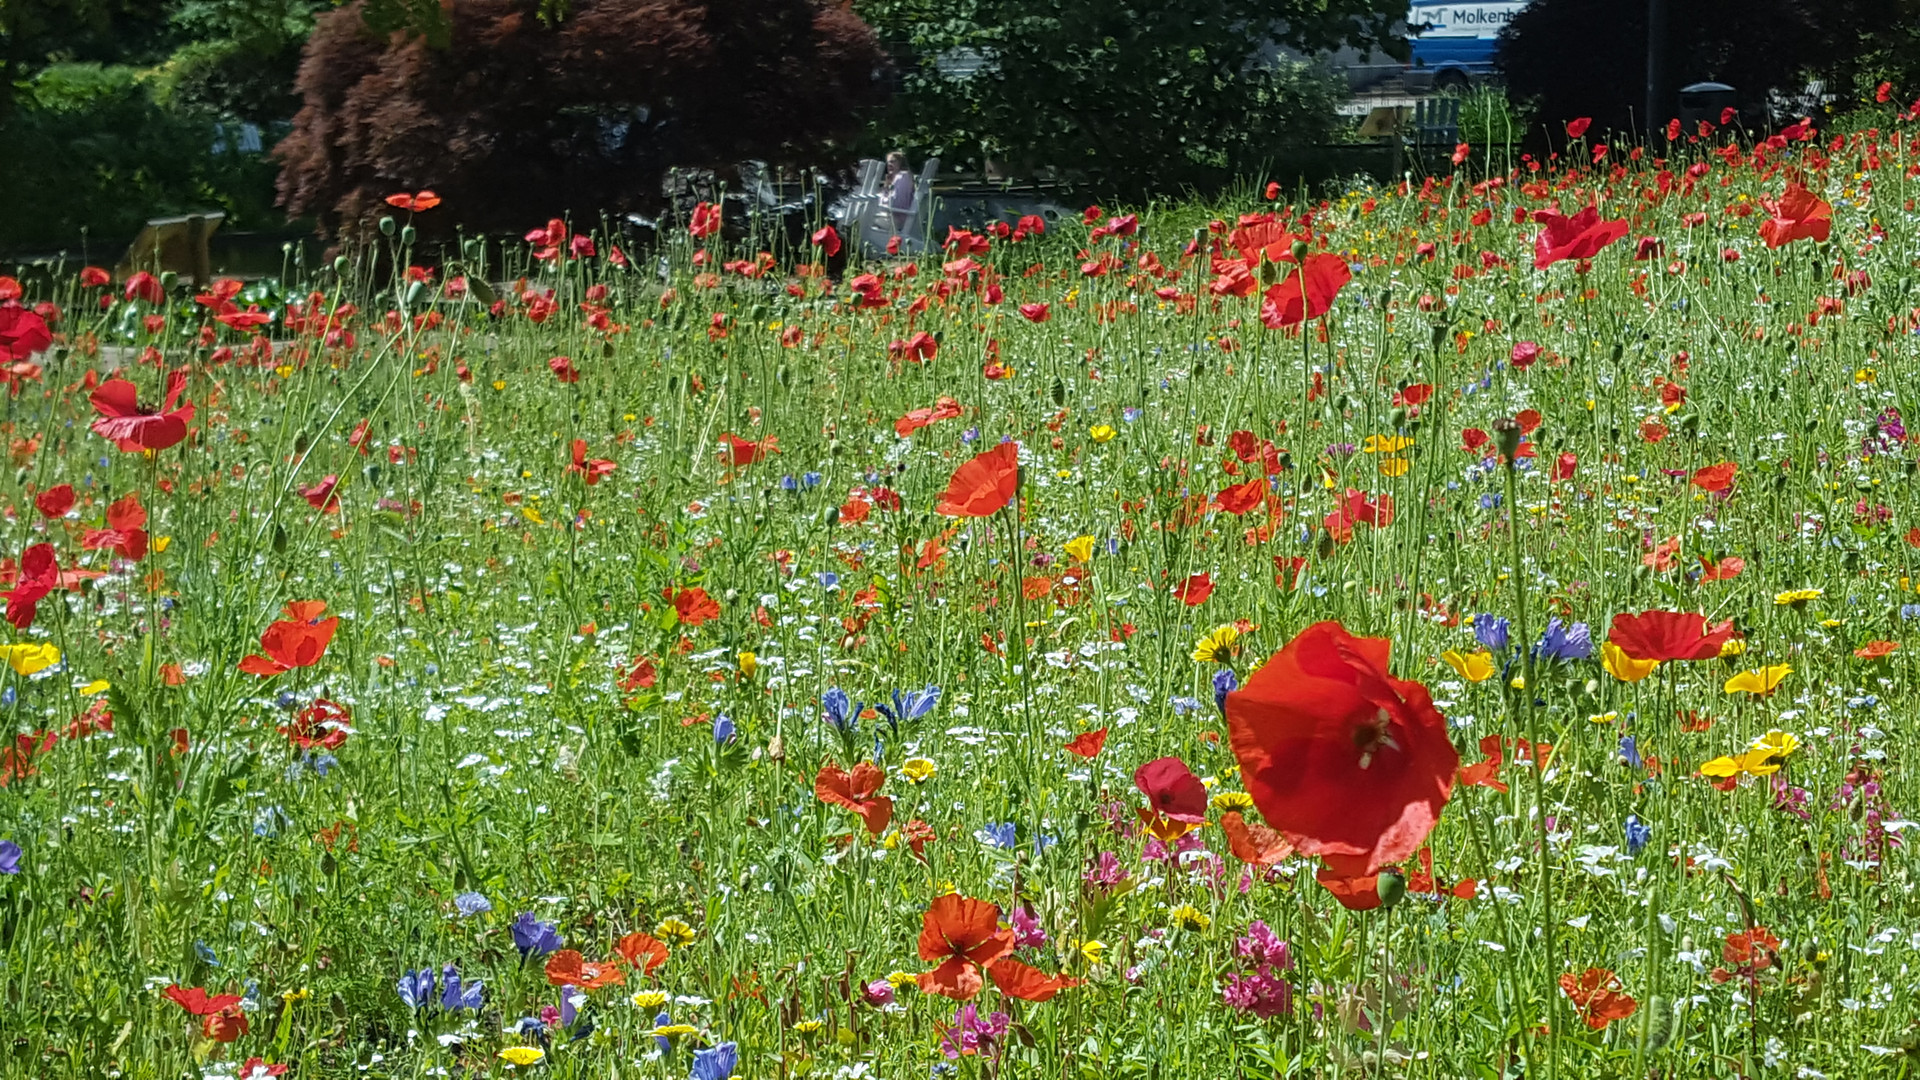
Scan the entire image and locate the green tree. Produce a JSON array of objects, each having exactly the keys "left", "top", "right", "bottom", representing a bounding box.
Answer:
[{"left": 854, "top": 0, "right": 1404, "bottom": 192}]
